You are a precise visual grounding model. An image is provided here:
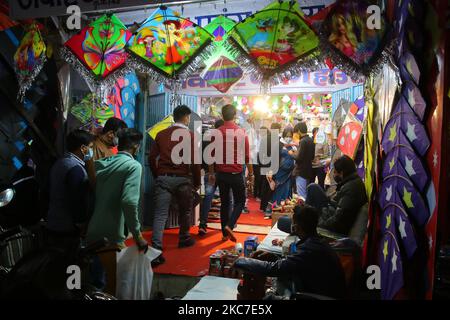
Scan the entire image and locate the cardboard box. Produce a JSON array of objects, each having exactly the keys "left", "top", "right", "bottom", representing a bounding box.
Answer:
[{"left": 271, "top": 211, "right": 293, "bottom": 227}]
